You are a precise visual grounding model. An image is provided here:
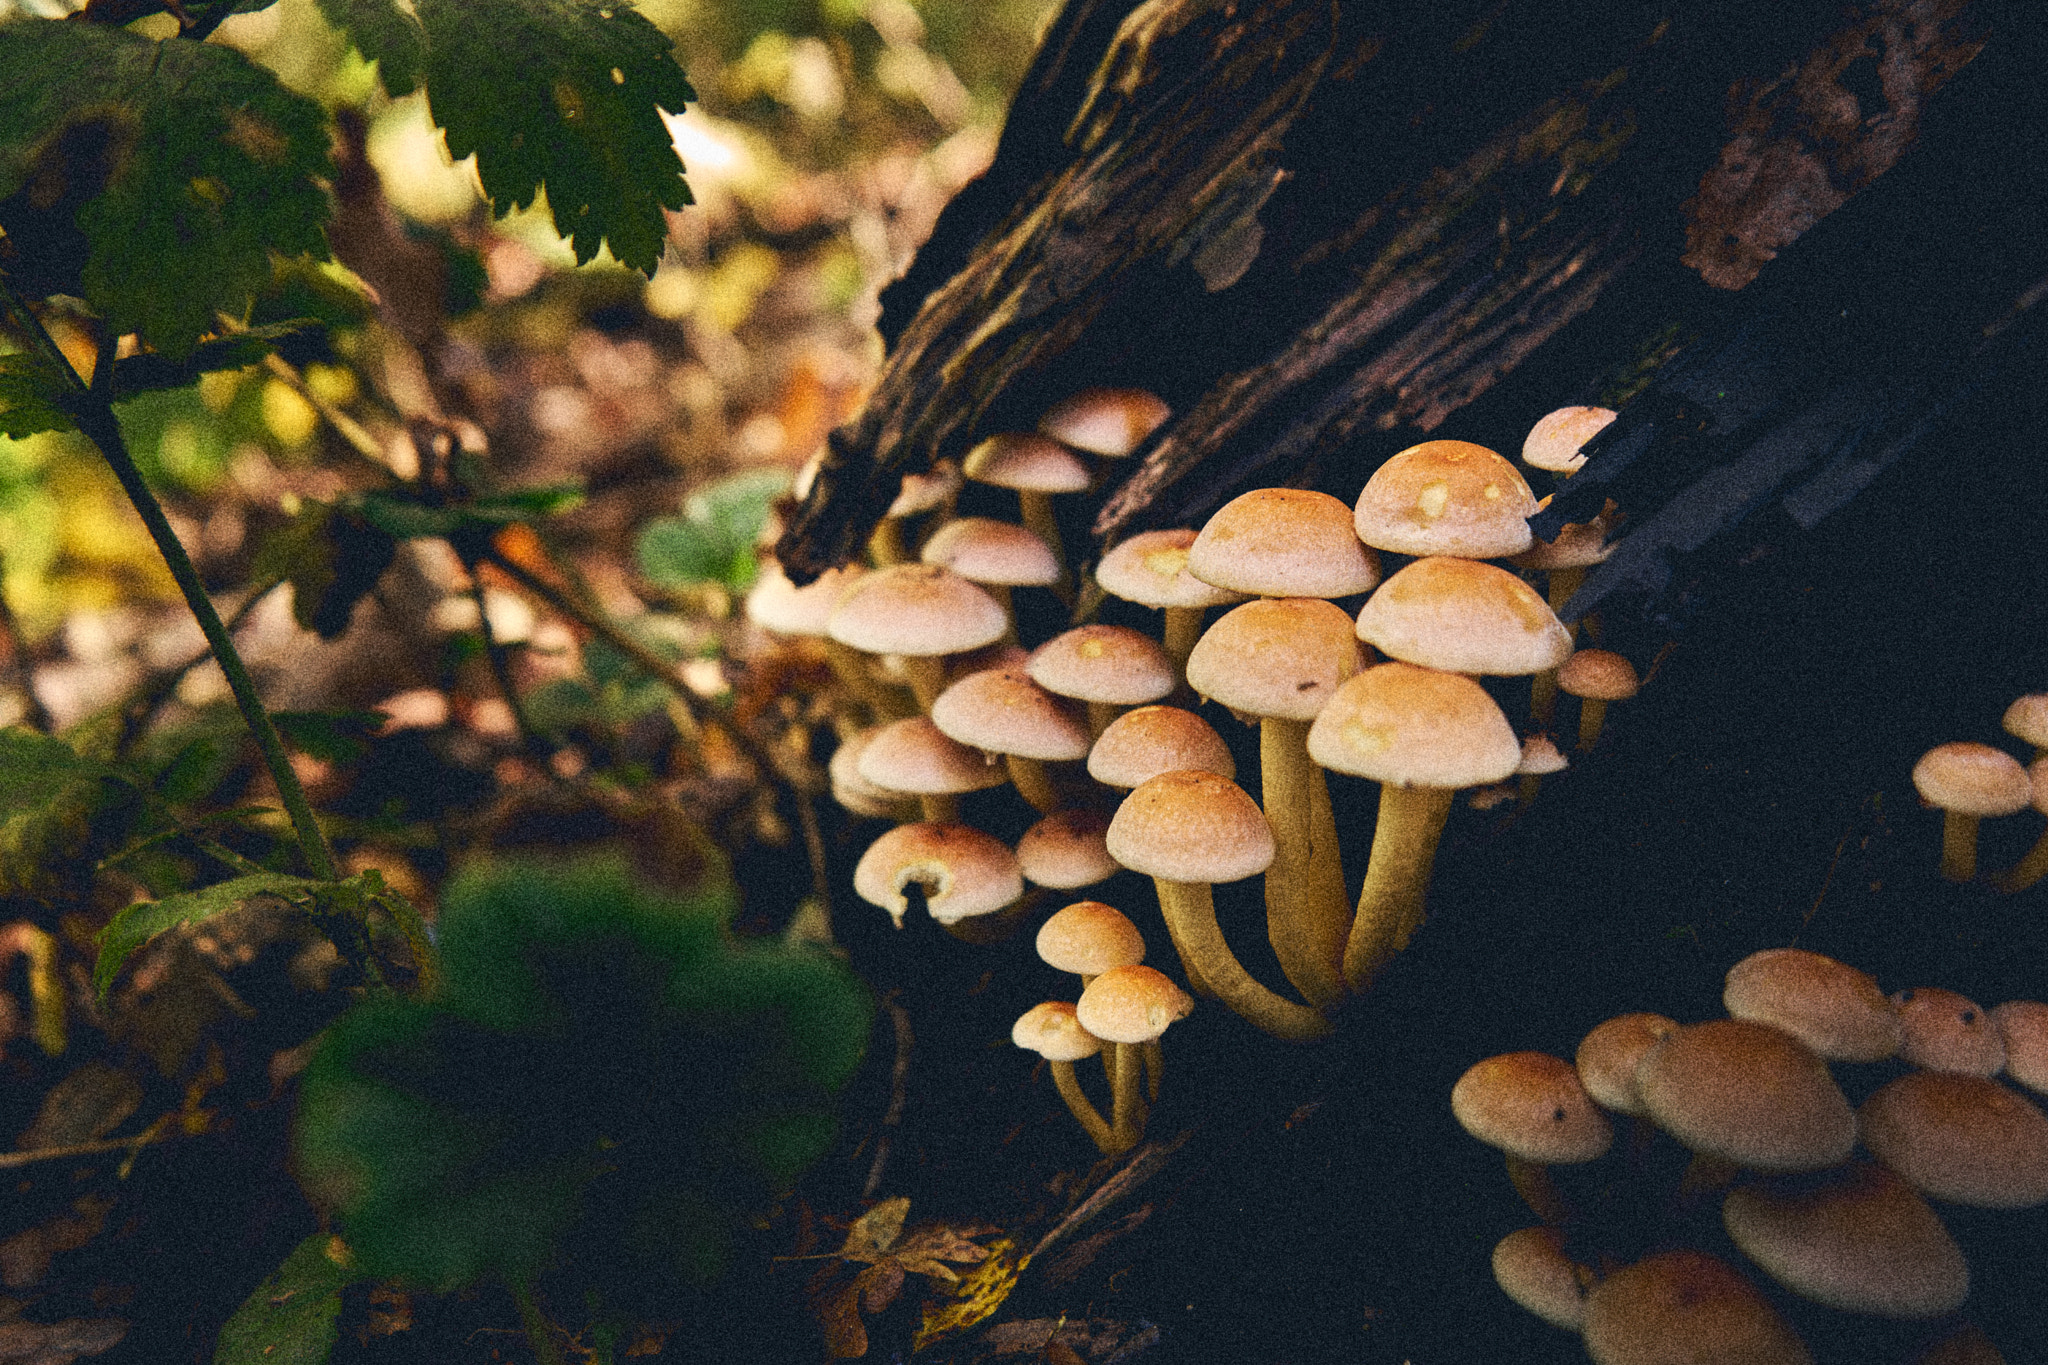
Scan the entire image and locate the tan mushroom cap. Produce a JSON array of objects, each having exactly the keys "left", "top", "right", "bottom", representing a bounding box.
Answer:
[
  {"left": 1452, "top": 1051, "right": 1614, "bottom": 1163},
  {"left": 1306, "top": 662, "right": 1521, "bottom": 789},
  {"left": 1184, "top": 597, "right": 1364, "bottom": 721},
  {"left": 829, "top": 729, "right": 916, "bottom": 820},
  {"left": 1991, "top": 1000, "right": 2048, "bottom": 1095},
  {"left": 1094, "top": 529, "right": 1245, "bottom": 610},
  {"left": 1513, "top": 498, "right": 1619, "bottom": 570},
  {"left": 1582, "top": 1250, "right": 1814, "bottom": 1365},
  {"left": 1027, "top": 625, "right": 1176, "bottom": 706},
  {"left": 745, "top": 559, "right": 866, "bottom": 637},
  {"left": 1075, "top": 963, "right": 1192, "bottom": 1043},
  {"left": 828, "top": 563, "right": 1008, "bottom": 657},
  {"left": 1556, "top": 648, "right": 1641, "bottom": 701},
  {"left": 1723, "top": 949, "right": 1902, "bottom": 1063},
  {"left": 857, "top": 716, "right": 1010, "bottom": 797},
  {"left": 2031, "top": 753, "right": 2048, "bottom": 816},
  {"left": 1575, "top": 1013, "right": 1679, "bottom": 1116},
  {"left": 1088, "top": 705, "right": 1236, "bottom": 789},
  {"left": 1491, "top": 1226, "right": 1591, "bottom": 1331},
  {"left": 887, "top": 460, "right": 962, "bottom": 516},
  {"left": 1522, "top": 405, "right": 1618, "bottom": 474},
  {"left": 919, "top": 517, "right": 1062, "bottom": 587},
  {"left": 1517, "top": 734, "right": 1569, "bottom": 776},
  {"left": 1186, "top": 488, "right": 1381, "bottom": 599},
  {"left": 2001, "top": 693, "right": 2048, "bottom": 749},
  {"left": 853, "top": 821, "right": 1023, "bottom": 926},
  {"left": 1634, "top": 1019, "right": 1856, "bottom": 1172},
  {"left": 1012, "top": 1000, "right": 1104, "bottom": 1062},
  {"left": 1911, "top": 742, "right": 2032, "bottom": 817},
  {"left": 930, "top": 668, "right": 1091, "bottom": 761},
  {"left": 1353, "top": 440, "right": 1539, "bottom": 559},
  {"left": 961, "top": 432, "right": 1092, "bottom": 493},
  {"left": 1859, "top": 1071, "right": 2048, "bottom": 1208},
  {"left": 1016, "top": 809, "right": 1119, "bottom": 890},
  {"left": 1355, "top": 556, "right": 1573, "bottom": 676},
  {"left": 1036, "top": 899, "right": 1146, "bottom": 976},
  {"left": 1722, "top": 1160, "right": 1969, "bottom": 1319},
  {"left": 1893, "top": 987, "right": 2007, "bottom": 1076},
  {"left": 1105, "top": 770, "right": 1275, "bottom": 884},
  {"left": 1039, "top": 388, "right": 1170, "bottom": 457}
]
